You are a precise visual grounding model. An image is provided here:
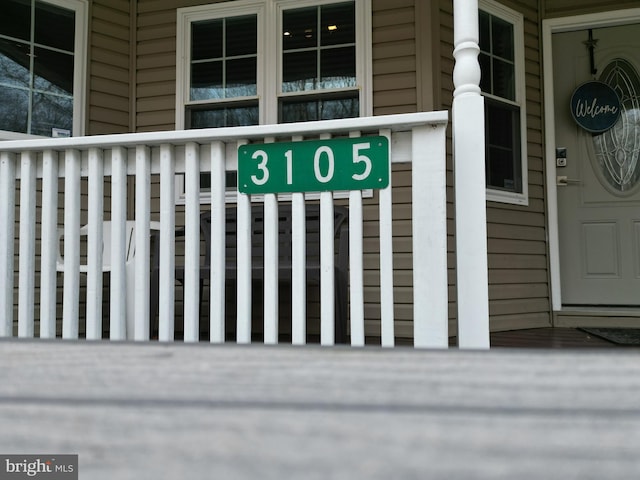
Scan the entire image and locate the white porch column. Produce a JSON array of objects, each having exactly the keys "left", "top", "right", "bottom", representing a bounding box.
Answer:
[{"left": 452, "top": 0, "right": 490, "bottom": 348}]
